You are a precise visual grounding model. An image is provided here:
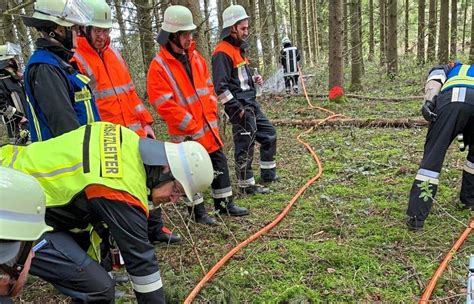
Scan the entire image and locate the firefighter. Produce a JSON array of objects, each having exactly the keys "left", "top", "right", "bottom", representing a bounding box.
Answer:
[
  {"left": 148, "top": 5, "right": 249, "bottom": 225},
  {"left": 21, "top": 0, "right": 101, "bottom": 142},
  {"left": 280, "top": 37, "right": 301, "bottom": 95},
  {"left": 0, "top": 122, "right": 214, "bottom": 303},
  {"left": 406, "top": 62, "right": 474, "bottom": 230},
  {"left": 0, "top": 167, "right": 52, "bottom": 301},
  {"left": 72, "top": 0, "right": 179, "bottom": 244},
  {"left": 0, "top": 43, "right": 29, "bottom": 144},
  {"left": 212, "top": 5, "right": 278, "bottom": 194}
]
